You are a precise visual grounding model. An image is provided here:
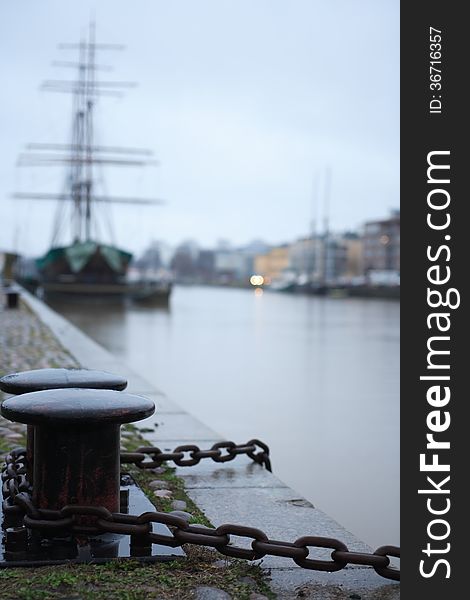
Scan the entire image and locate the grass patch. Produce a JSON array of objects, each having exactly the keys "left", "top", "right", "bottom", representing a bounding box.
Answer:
[
  {"left": 0, "top": 549, "right": 275, "bottom": 599},
  {"left": 0, "top": 438, "right": 16, "bottom": 454}
]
